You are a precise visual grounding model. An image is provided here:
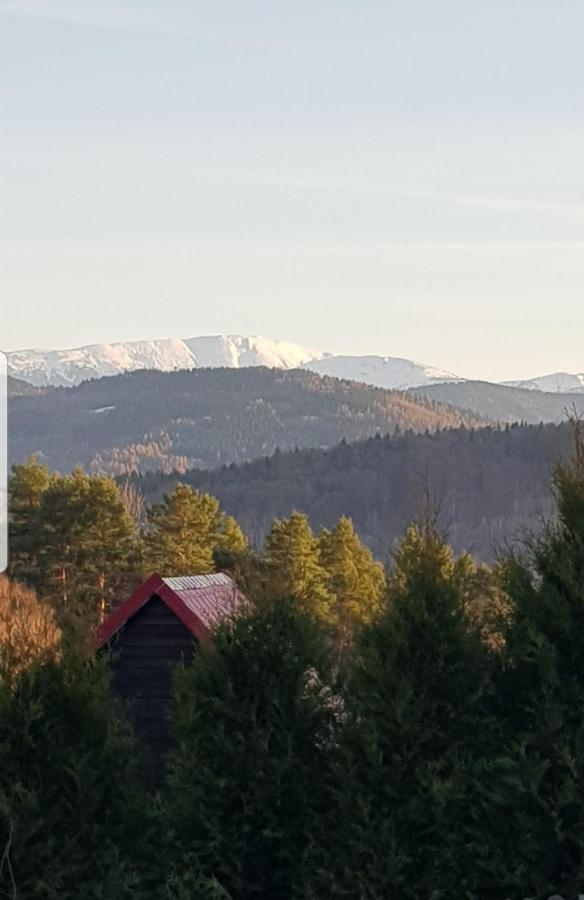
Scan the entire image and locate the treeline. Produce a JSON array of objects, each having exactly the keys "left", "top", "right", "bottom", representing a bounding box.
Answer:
[
  {"left": 139, "top": 420, "right": 571, "bottom": 562},
  {"left": 6, "top": 458, "right": 398, "bottom": 643},
  {"left": 7, "top": 461, "right": 246, "bottom": 632},
  {"left": 9, "top": 366, "right": 483, "bottom": 475},
  {"left": 3, "top": 437, "right": 584, "bottom": 896}
]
